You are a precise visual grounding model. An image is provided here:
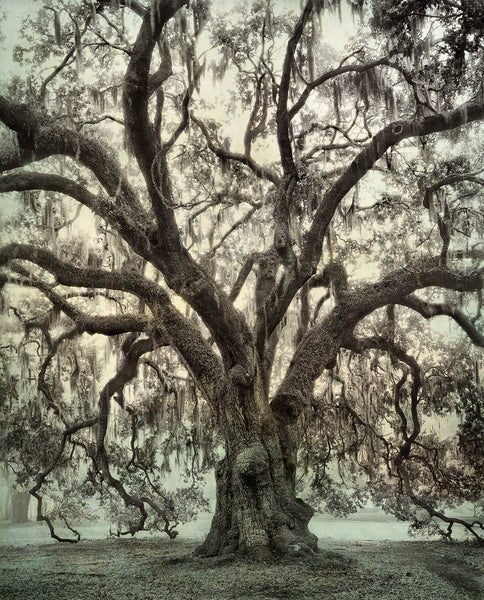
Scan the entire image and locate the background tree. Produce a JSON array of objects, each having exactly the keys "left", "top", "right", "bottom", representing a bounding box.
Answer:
[{"left": 0, "top": 0, "right": 483, "bottom": 556}]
